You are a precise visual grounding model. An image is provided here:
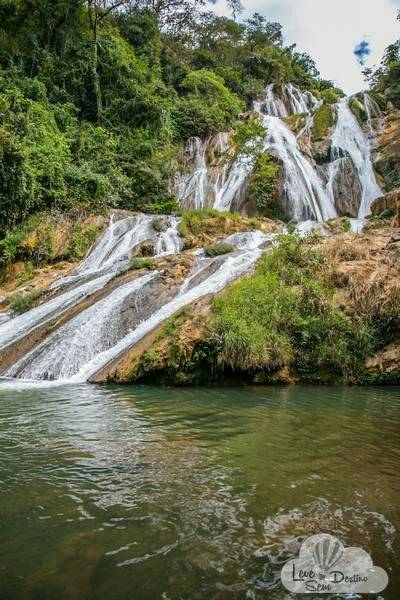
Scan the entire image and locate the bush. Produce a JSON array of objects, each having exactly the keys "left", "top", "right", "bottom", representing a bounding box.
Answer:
[
  {"left": 248, "top": 153, "right": 282, "bottom": 219},
  {"left": 68, "top": 221, "right": 104, "bottom": 262},
  {"left": 178, "top": 209, "right": 240, "bottom": 239},
  {"left": 130, "top": 258, "right": 156, "bottom": 270},
  {"left": 205, "top": 242, "right": 234, "bottom": 257},
  {"left": 174, "top": 70, "right": 243, "bottom": 139},
  {"left": 312, "top": 103, "right": 335, "bottom": 140},
  {"left": 10, "top": 289, "right": 44, "bottom": 315},
  {"left": 209, "top": 235, "right": 372, "bottom": 381}
]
